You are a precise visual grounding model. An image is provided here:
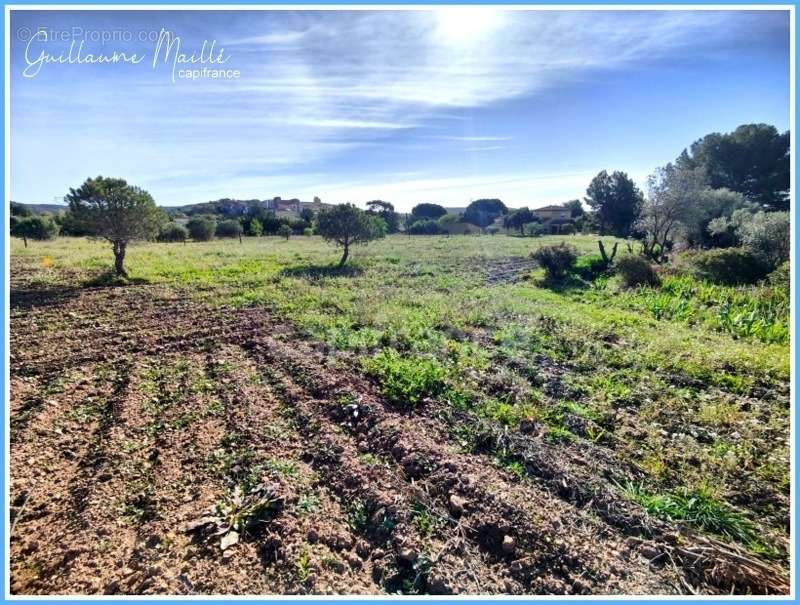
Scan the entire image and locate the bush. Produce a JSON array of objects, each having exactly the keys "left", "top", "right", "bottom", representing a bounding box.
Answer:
[
  {"left": 710, "top": 210, "right": 789, "bottom": 269},
  {"left": 573, "top": 254, "right": 607, "bottom": 280},
  {"left": 215, "top": 219, "right": 243, "bottom": 238},
  {"left": 689, "top": 248, "right": 770, "bottom": 285},
  {"left": 767, "top": 261, "right": 790, "bottom": 290},
  {"left": 407, "top": 219, "right": 444, "bottom": 235},
  {"left": 615, "top": 255, "right": 660, "bottom": 288},
  {"left": 362, "top": 349, "right": 449, "bottom": 408},
  {"left": 186, "top": 216, "right": 215, "bottom": 241},
  {"left": 157, "top": 223, "right": 188, "bottom": 243},
  {"left": 246, "top": 218, "right": 263, "bottom": 237},
  {"left": 525, "top": 222, "right": 547, "bottom": 237},
  {"left": 303, "top": 227, "right": 313, "bottom": 237},
  {"left": 737, "top": 211, "right": 789, "bottom": 270},
  {"left": 11, "top": 215, "right": 59, "bottom": 244},
  {"left": 278, "top": 224, "right": 292, "bottom": 240},
  {"left": 531, "top": 242, "right": 578, "bottom": 278}
]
